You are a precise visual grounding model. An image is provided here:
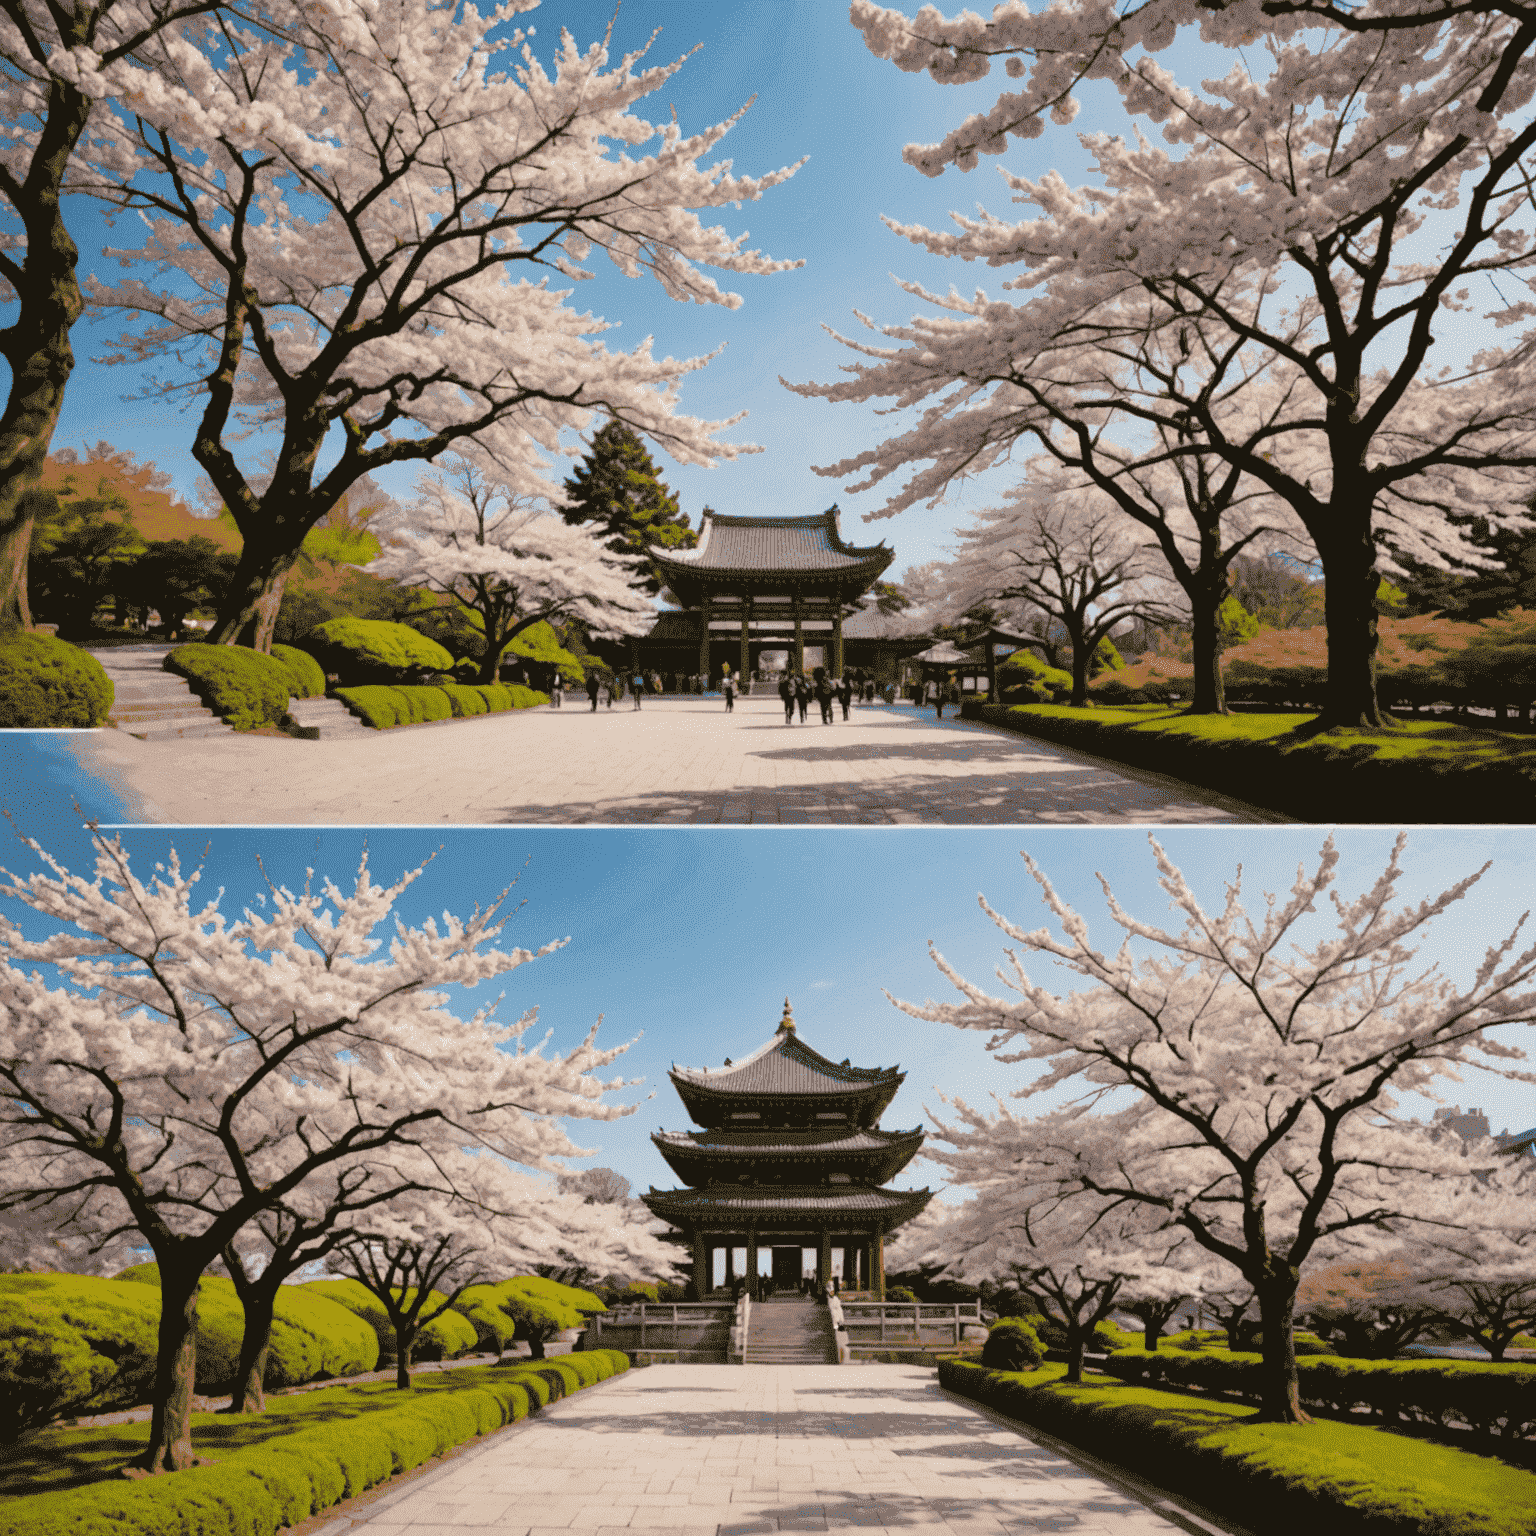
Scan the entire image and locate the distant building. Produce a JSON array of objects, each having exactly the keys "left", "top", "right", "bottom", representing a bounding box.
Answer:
[{"left": 642, "top": 999, "right": 930, "bottom": 1300}]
